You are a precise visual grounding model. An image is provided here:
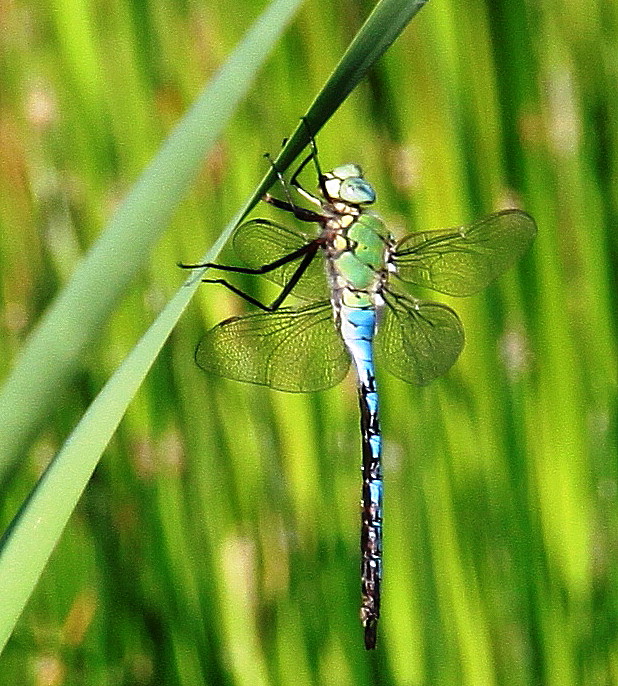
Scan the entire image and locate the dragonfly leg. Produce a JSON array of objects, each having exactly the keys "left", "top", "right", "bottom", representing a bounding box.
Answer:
[
  {"left": 262, "top": 194, "right": 323, "bottom": 223},
  {"left": 199, "top": 279, "right": 274, "bottom": 312},
  {"left": 202, "top": 279, "right": 272, "bottom": 312},
  {"left": 288, "top": 150, "right": 322, "bottom": 206},
  {"left": 263, "top": 151, "right": 297, "bottom": 207},
  {"left": 289, "top": 117, "right": 328, "bottom": 203},
  {"left": 262, "top": 155, "right": 323, "bottom": 222},
  {"left": 262, "top": 119, "right": 327, "bottom": 216},
  {"left": 178, "top": 239, "right": 318, "bottom": 275},
  {"left": 193, "top": 241, "right": 320, "bottom": 312}
]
